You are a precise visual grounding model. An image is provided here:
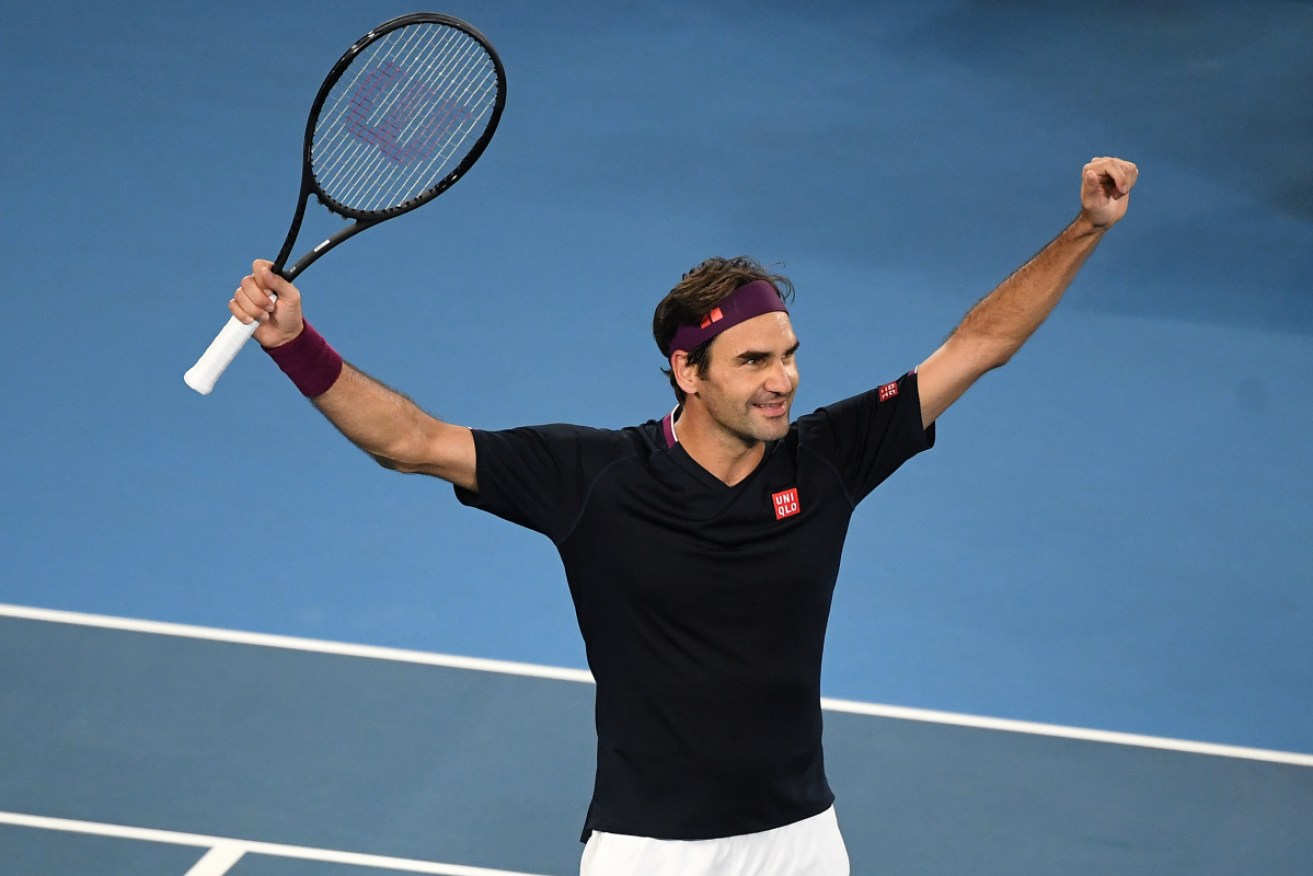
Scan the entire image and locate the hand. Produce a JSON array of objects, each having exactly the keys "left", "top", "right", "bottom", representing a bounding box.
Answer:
[
  {"left": 1080, "top": 156, "right": 1138, "bottom": 229},
  {"left": 228, "top": 259, "right": 305, "bottom": 348}
]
